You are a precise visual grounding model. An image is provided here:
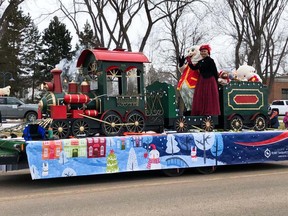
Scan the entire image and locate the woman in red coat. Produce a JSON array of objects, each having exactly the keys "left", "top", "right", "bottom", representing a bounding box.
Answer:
[{"left": 188, "top": 44, "right": 220, "bottom": 116}]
